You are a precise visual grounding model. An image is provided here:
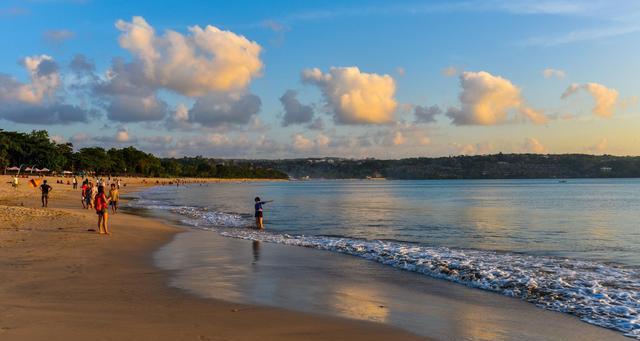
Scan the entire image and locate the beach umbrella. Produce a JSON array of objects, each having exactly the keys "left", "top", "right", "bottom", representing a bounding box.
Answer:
[
  {"left": 5, "top": 166, "right": 20, "bottom": 171},
  {"left": 62, "top": 170, "right": 73, "bottom": 174},
  {"left": 41, "top": 168, "right": 50, "bottom": 172},
  {"left": 24, "top": 167, "right": 33, "bottom": 171}
]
